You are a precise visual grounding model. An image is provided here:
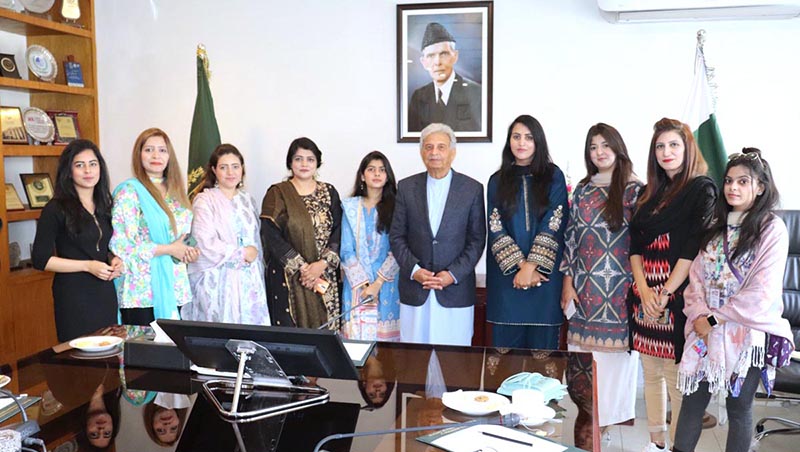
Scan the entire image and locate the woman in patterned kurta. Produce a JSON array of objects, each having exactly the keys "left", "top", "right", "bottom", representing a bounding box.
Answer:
[
  {"left": 560, "top": 123, "right": 642, "bottom": 443},
  {"left": 184, "top": 144, "right": 270, "bottom": 326},
  {"left": 341, "top": 151, "right": 400, "bottom": 341},
  {"left": 627, "top": 118, "right": 716, "bottom": 451},
  {"left": 110, "top": 128, "right": 199, "bottom": 325},
  {"left": 486, "top": 115, "right": 568, "bottom": 349},
  {"left": 260, "top": 138, "right": 342, "bottom": 329}
]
